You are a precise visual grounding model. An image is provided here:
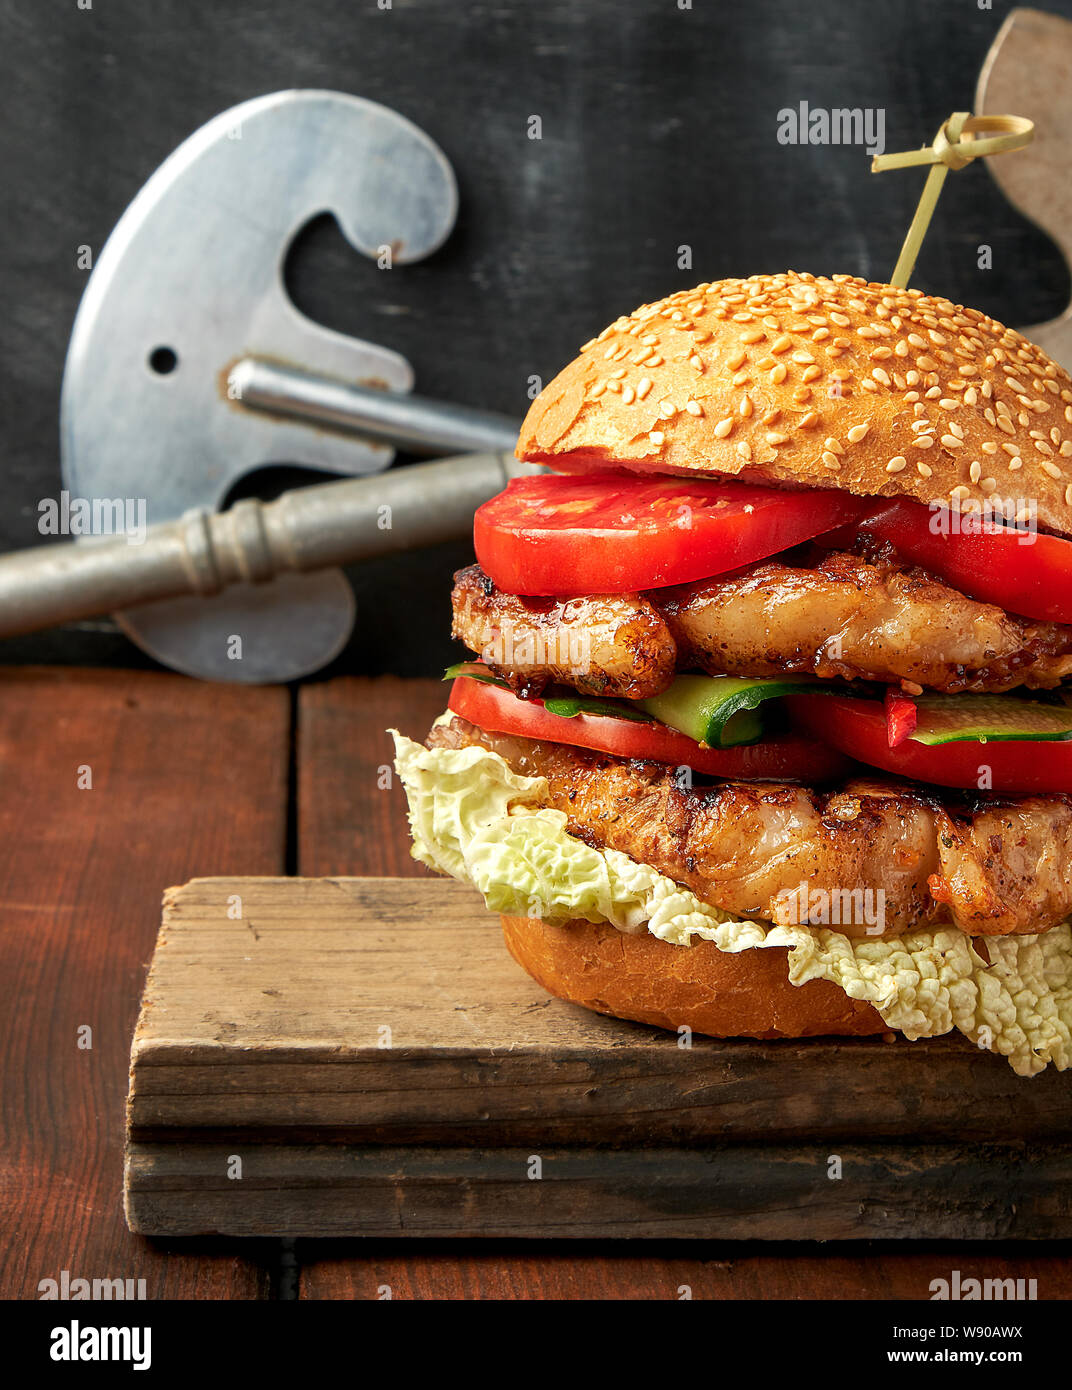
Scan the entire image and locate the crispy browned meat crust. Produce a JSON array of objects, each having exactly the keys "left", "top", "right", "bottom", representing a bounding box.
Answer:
[
  {"left": 654, "top": 550, "right": 1072, "bottom": 694},
  {"left": 451, "top": 564, "right": 677, "bottom": 699},
  {"left": 427, "top": 715, "right": 1072, "bottom": 938},
  {"left": 451, "top": 555, "right": 1072, "bottom": 696}
]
